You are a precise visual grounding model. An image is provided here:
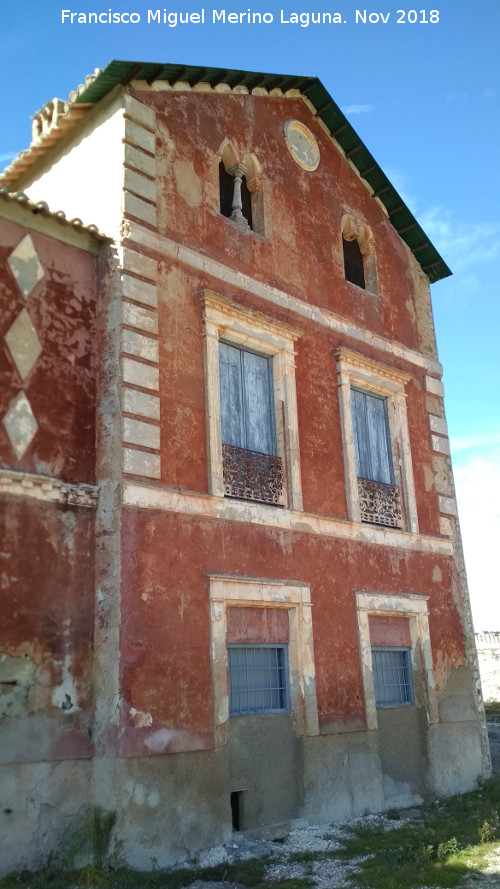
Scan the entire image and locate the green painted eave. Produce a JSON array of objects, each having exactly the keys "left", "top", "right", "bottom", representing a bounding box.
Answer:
[{"left": 77, "top": 60, "right": 451, "bottom": 284}]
